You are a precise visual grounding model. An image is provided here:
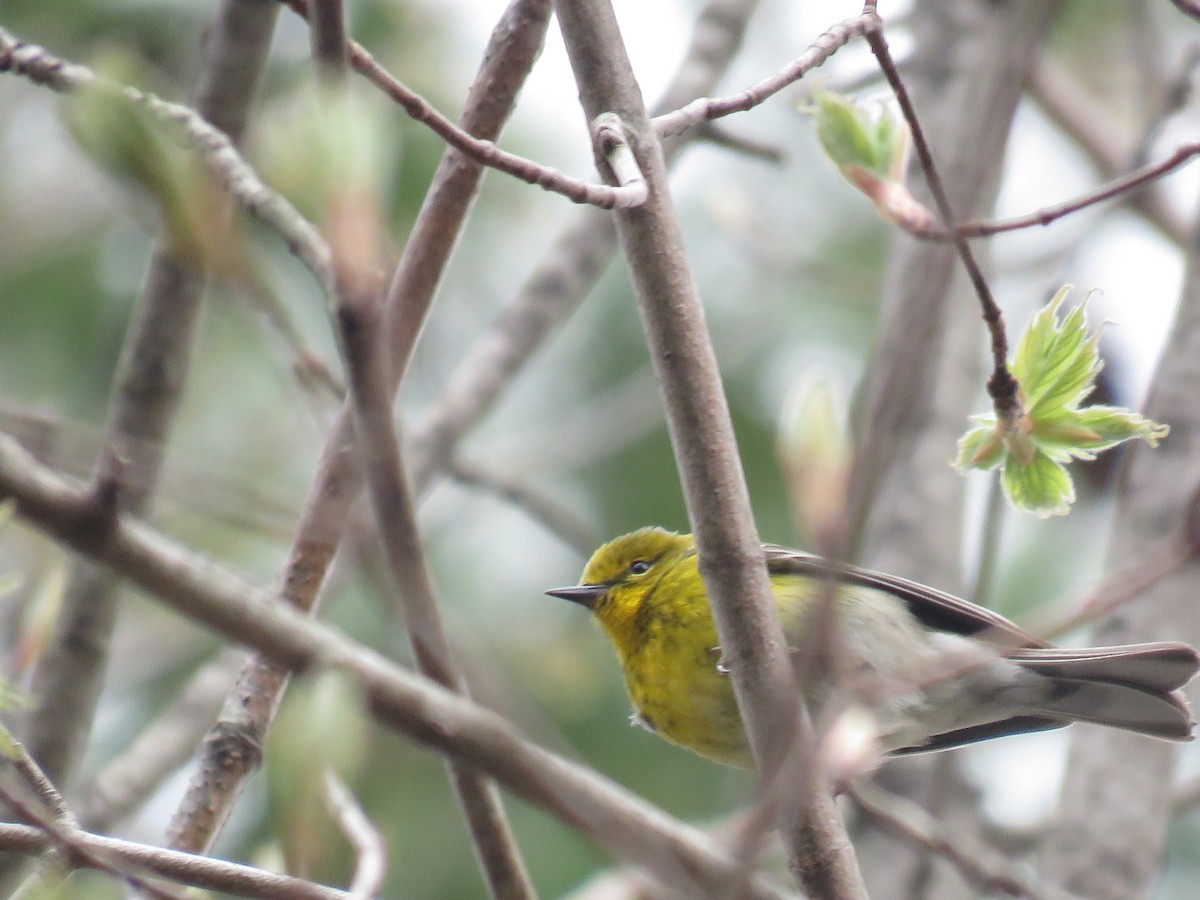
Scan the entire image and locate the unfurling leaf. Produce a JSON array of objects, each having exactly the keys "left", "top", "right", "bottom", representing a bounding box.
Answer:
[{"left": 956, "top": 286, "right": 1168, "bottom": 517}]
